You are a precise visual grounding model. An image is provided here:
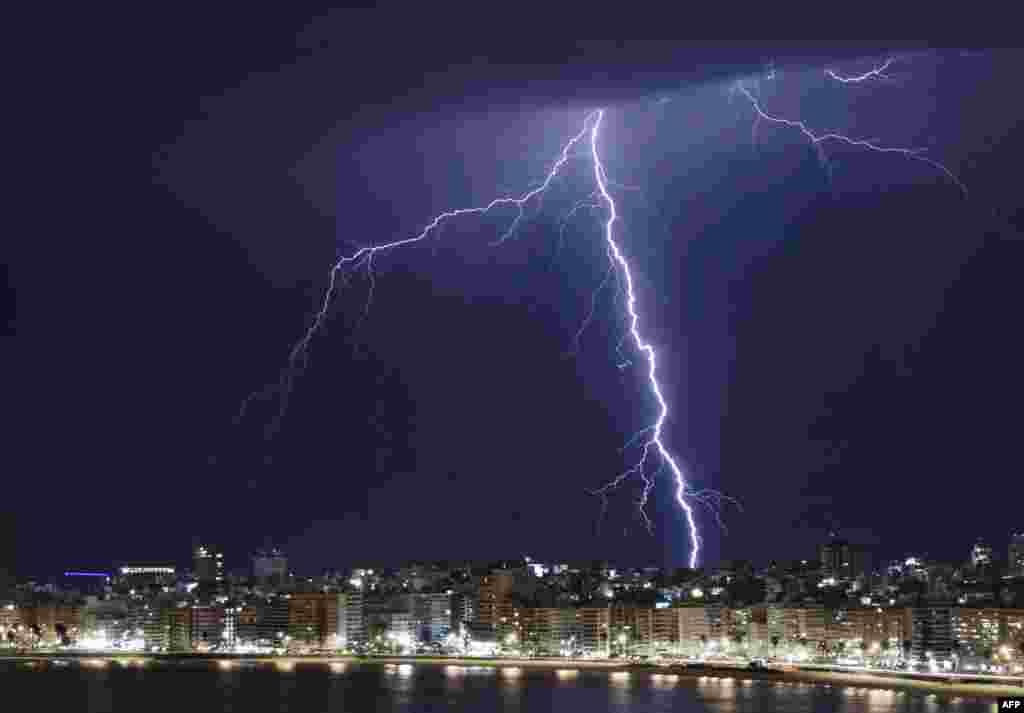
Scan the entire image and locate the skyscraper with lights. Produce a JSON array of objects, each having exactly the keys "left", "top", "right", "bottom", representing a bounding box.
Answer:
[{"left": 193, "top": 543, "right": 224, "bottom": 583}]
